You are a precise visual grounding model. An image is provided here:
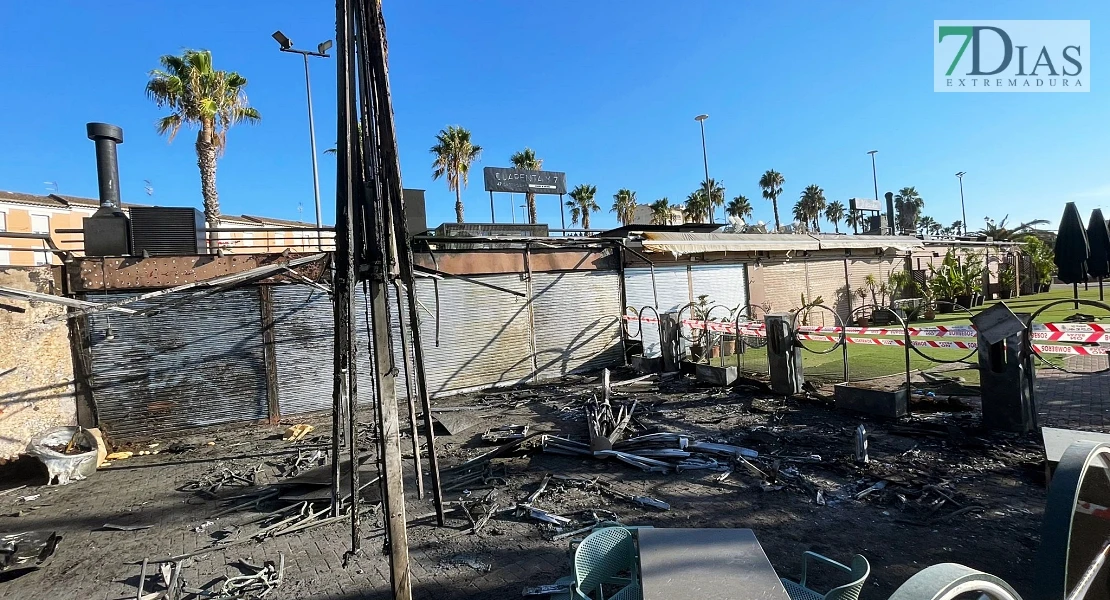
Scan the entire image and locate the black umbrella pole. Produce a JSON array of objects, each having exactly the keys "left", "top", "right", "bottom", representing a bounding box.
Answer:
[
  {"left": 1101, "top": 277, "right": 1104, "bottom": 302},
  {"left": 1075, "top": 283, "right": 1080, "bottom": 310}
]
